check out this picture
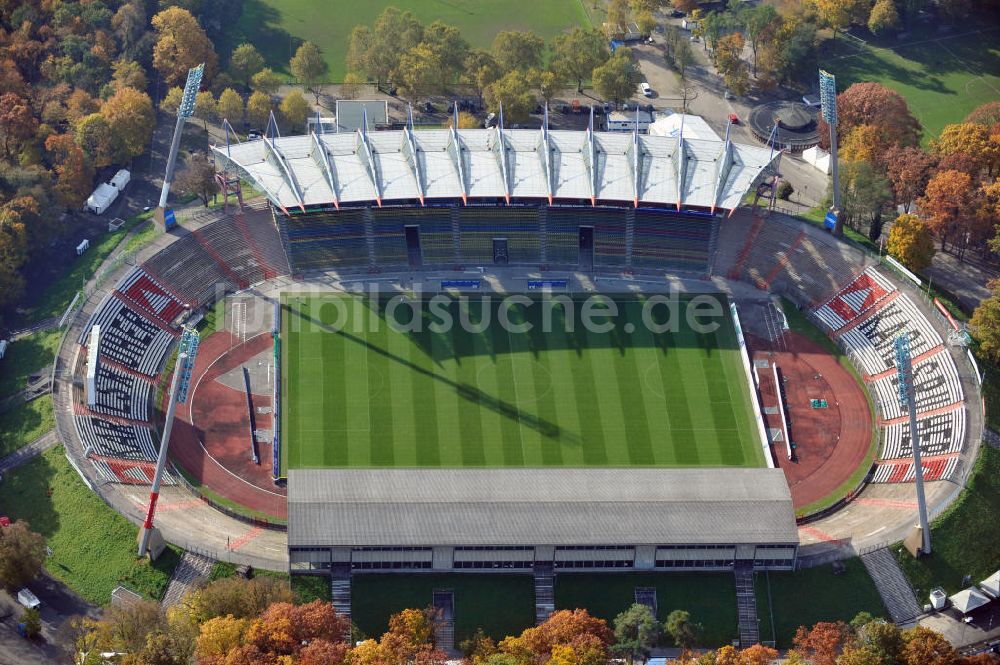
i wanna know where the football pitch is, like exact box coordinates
[280,292,764,471]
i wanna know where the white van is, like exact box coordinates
[641,82,653,98]
[17,588,40,609]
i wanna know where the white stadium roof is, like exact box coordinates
[211,126,777,214]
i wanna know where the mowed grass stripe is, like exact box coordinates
[322,324,348,466]
[366,322,395,466]
[450,304,486,466]
[627,316,676,465]
[614,302,656,465]
[582,325,632,466]
[408,326,441,467]
[386,322,419,466]
[524,306,564,467]
[658,329,701,466]
[493,309,526,466]
[566,324,608,466]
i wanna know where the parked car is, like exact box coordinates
[247,130,262,141]
[17,589,40,610]
[484,112,497,128]
[729,113,740,124]
[724,90,735,100]
[423,102,435,113]
[670,9,685,17]
[640,82,653,98]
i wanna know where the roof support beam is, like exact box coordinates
[711,122,734,214]
[495,103,511,203]
[261,135,305,211]
[405,106,425,205]
[584,108,597,206]
[540,106,554,204]
[212,147,288,215]
[676,138,686,212]
[631,112,641,207]
[356,114,382,206]
[311,132,340,209]
[449,105,468,204]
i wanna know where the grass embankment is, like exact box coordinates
[895,444,1000,596]
[0,396,54,458]
[0,445,179,604]
[756,558,886,647]
[352,574,535,643]
[227,0,590,80]
[0,329,61,399]
[780,299,880,517]
[291,575,332,604]
[22,211,155,324]
[555,573,739,648]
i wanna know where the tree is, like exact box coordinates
[246,91,272,131]
[229,43,265,90]
[841,159,893,240]
[341,73,364,100]
[937,0,970,21]
[484,69,538,123]
[883,144,936,212]
[0,520,46,590]
[821,82,922,150]
[491,31,546,74]
[743,5,779,76]
[551,28,609,92]
[888,213,935,271]
[636,11,657,37]
[664,27,695,79]
[499,609,612,665]
[900,626,958,665]
[664,610,701,650]
[217,88,244,125]
[110,59,147,93]
[970,279,1000,363]
[933,123,1000,178]
[395,44,445,102]
[250,67,281,95]
[107,599,166,654]
[464,50,502,102]
[673,0,699,12]
[75,113,116,168]
[965,102,1000,127]
[713,33,750,97]
[608,0,632,34]
[101,87,155,161]
[919,169,975,250]
[45,134,94,209]
[280,90,310,131]
[421,21,470,82]
[180,576,294,625]
[537,70,562,106]
[612,604,661,664]
[593,49,642,106]
[868,0,900,34]
[194,91,217,130]
[195,615,247,661]
[21,606,41,638]
[112,2,147,57]
[290,42,328,105]
[855,619,904,665]
[159,86,183,115]
[151,6,218,87]
[792,621,849,665]
[449,112,480,129]
[0,92,37,157]
[813,0,868,40]
[840,124,883,164]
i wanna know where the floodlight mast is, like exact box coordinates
[894,334,932,555]
[819,70,843,237]
[158,64,205,210]
[137,352,185,556]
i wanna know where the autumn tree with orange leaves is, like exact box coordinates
[918,169,977,252]
[45,133,94,209]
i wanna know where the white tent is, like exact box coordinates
[648,113,722,141]
[802,146,831,175]
[950,587,991,614]
[980,570,1000,599]
[85,182,119,215]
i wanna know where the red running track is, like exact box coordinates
[170,331,287,520]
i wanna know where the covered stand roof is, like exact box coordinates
[287,468,798,548]
[212,126,777,214]
[980,570,1000,599]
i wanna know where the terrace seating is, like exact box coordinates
[814,268,896,331]
[631,210,715,273]
[90,364,152,421]
[871,456,959,484]
[81,295,174,375]
[545,207,586,266]
[118,267,188,322]
[458,206,542,264]
[75,416,157,460]
[193,215,279,286]
[88,455,174,485]
[869,351,964,421]
[840,295,943,375]
[142,233,238,305]
[240,210,291,277]
[280,209,369,273]
[882,408,966,461]
[372,207,455,266]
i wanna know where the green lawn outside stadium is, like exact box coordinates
[280,292,764,471]
[228,0,591,81]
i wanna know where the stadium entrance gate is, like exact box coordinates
[404,225,422,268]
[579,227,594,270]
[493,238,509,265]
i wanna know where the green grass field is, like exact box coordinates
[822,24,1000,142]
[229,0,590,80]
[0,445,179,605]
[0,395,54,458]
[281,293,764,471]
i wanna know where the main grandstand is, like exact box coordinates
[51,119,983,638]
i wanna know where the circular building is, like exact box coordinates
[748,100,820,152]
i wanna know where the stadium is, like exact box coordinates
[54,121,984,641]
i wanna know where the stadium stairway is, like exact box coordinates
[432,590,456,655]
[735,561,760,648]
[161,551,214,608]
[534,562,555,625]
[861,548,922,623]
[330,565,352,629]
